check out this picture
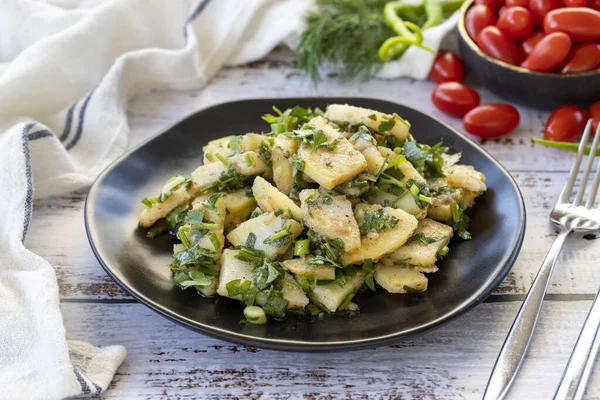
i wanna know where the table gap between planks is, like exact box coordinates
[27,48,600,399]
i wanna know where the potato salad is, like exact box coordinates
[139,104,487,324]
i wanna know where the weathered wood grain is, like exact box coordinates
[63,301,600,400]
[25,171,600,299]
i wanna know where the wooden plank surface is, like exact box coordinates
[26,47,600,398]
[63,301,600,399]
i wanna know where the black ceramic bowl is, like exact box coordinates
[86,97,526,351]
[457,0,600,110]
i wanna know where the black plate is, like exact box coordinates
[85,97,525,351]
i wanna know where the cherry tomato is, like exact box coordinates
[544,8,600,42]
[476,26,523,65]
[529,0,562,25]
[497,7,535,40]
[521,32,571,72]
[560,42,600,73]
[429,51,467,83]
[506,0,529,7]
[591,0,600,10]
[476,0,505,12]
[562,0,587,5]
[520,31,545,56]
[463,104,520,137]
[465,5,497,40]
[432,82,481,117]
[544,105,587,141]
[589,101,600,133]
[498,5,508,16]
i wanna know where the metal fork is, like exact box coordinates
[484,120,600,400]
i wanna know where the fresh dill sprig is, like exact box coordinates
[296,0,393,82]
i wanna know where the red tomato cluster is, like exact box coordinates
[544,101,600,141]
[465,0,600,73]
[429,51,520,137]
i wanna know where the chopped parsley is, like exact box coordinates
[377,117,396,132]
[448,201,472,240]
[407,233,441,245]
[359,208,399,236]
[246,232,257,248]
[362,258,376,291]
[228,135,242,152]
[173,266,215,289]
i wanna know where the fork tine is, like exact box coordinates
[575,121,600,205]
[586,123,600,208]
[560,120,593,203]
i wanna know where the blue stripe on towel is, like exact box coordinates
[20,123,35,242]
[28,129,54,141]
[66,88,95,151]
[73,369,91,395]
[183,0,212,41]
[59,102,76,142]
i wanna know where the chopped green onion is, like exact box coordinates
[208,233,220,250]
[268,227,290,242]
[147,225,168,239]
[338,293,355,311]
[215,153,229,166]
[418,194,433,204]
[410,184,420,197]
[141,196,159,208]
[195,222,218,230]
[243,306,267,324]
[245,153,253,167]
[176,226,192,249]
[294,239,311,256]
[386,155,407,170]
[438,246,449,257]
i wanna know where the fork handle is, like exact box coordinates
[554,285,600,400]
[484,229,572,400]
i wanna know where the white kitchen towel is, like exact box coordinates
[0,0,459,399]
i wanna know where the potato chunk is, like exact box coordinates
[362,146,387,176]
[281,273,310,309]
[374,263,428,293]
[282,257,336,280]
[252,176,303,221]
[271,136,298,195]
[427,165,486,222]
[378,147,426,184]
[139,184,195,228]
[221,189,256,214]
[202,136,238,164]
[184,194,227,252]
[241,133,269,153]
[444,165,487,193]
[366,189,425,219]
[306,270,365,312]
[300,189,361,252]
[191,151,267,189]
[384,218,453,268]
[298,116,367,189]
[342,204,418,265]
[217,249,308,309]
[226,212,303,260]
[324,104,410,140]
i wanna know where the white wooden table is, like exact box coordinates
[29,48,600,399]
